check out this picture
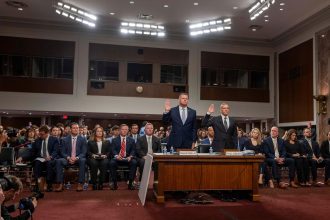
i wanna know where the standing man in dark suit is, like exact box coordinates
[162,93,197,149]
[201,103,237,152]
[136,123,161,181]
[262,126,296,188]
[109,124,137,190]
[55,122,87,192]
[16,125,59,192]
[320,131,330,185]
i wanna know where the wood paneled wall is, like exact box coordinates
[88,81,186,99]
[0,77,73,94]
[0,36,75,57]
[200,87,269,102]
[200,52,270,102]
[279,39,313,123]
[89,44,189,65]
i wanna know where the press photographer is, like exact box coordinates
[0,175,37,220]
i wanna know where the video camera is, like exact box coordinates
[0,173,19,191]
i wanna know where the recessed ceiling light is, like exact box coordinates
[321,34,326,38]
[265,19,269,22]
[193,2,199,6]
[280,8,284,11]
[109,12,115,15]
[264,15,269,18]
[280,3,285,6]
[252,28,257,31]
[233,6,238,10]
[17,7,23,11]
[185,19,190,23]
[129,1,135,4]
[163,4,169,8]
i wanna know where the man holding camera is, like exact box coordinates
[0,175,37,220]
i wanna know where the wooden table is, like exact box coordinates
[153,154,264,203]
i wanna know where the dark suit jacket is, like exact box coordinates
[136,135,161,158]
[30,135,59,160]
[162,106,197,149]
[201,114,237,151]
[87,140,111,159]
[262,136,286,159]
[201,137,212,145]
[129,134,140,143]
[111,136,136,158]
[299,139,320,159]
[320,140,330,159]
[60,135,87,159]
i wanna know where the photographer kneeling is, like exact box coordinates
[0,175,37,220]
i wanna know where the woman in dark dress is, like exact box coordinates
[87,127,111,190]
[284,129,310,187]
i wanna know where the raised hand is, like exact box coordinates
[208,104,215,114]
[165,99,171,112]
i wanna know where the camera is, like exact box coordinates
[18,191,44,211]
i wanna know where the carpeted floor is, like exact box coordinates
[10,182,328,220]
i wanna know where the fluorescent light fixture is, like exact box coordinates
[54,1,97,27]
[189,18,232,36]
[249,0,276,20]
[120,21,166,37]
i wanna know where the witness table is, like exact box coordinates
[153,153,264,203]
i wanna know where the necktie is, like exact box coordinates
[307,139,315,157]
[42,140,47,158]
[147,136,153,154]
[120,138,126,158]
[273,138,279,158]
[224,117,228,131]
[71,137,76,158]
[181,108,187,124]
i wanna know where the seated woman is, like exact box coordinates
[242,128,267,186]
[284,129,310,187]
[87,126,111,190]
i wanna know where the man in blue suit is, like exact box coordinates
[109,124,137,190]
[16,125,59,192]
[162,93,197,149]
[262,126,297,188]
[201,103,237,152]
[55,122,87,192]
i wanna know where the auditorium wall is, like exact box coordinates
[0,25,275,119]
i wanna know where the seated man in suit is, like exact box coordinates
[201,126,214,145]
[130,124,140,143]
[320,131,330,185]
[262,126,297,189]
[136,123,161,182]
[299,128,324,186]
[55,122,87,192]
[16,125,59,192]
[109,124,137,190]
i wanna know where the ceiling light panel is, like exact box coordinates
[54,1,97,27]
[120,21,166,37]
[189,18,232,36]
[249,0,276,20]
